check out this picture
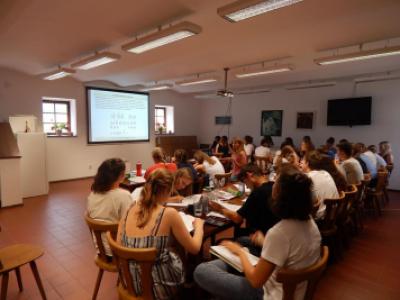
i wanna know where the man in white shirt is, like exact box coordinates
[301,152,339,219]
[337,142,364,184]
[255,138,271,158]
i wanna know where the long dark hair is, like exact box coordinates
[272,164,313,220]
[91,158,125,193]
[306,151,347,192]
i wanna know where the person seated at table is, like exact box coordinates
[231,138,247,181]
[300,135,315,158]
[305,151,347,192]
[379,141,394,165]
[244,135,255,161]
[209,164,280,255]
[367,145,387,170]
[87,158,133,256]
[117,169,204,300]
[194,150,225,187]
[210,136,221,154]
[301,152,339,219]
[255,137,272,158]
[173,148,198,180]
[194,164,321,300]
[273,145,300,171]
[354,143,378,186]
[216,135,230,157]
[168,168,194,203]
[323,137,337,159]
[336,141,364,185]
[134,168,194,203]
[144,147,177,180]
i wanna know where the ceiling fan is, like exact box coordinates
[195,68,270,99]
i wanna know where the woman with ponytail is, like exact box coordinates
[117,169,204,299]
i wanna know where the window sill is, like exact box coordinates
[46,134,78,138]
[155,132,175,135]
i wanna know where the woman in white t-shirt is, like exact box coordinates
[193,150,225,186]
[194,165,322,300]
[87,158,133,256]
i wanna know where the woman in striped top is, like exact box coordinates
[117,169,204,299]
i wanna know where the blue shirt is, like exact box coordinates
[360,153,377,179]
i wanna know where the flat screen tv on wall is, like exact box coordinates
[327,97,372,126]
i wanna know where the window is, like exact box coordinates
[42,98,77,136]
[155,105,174,134]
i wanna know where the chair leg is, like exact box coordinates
[15,267,23,291]
[92,268,104,300]
[29,261,47,300]
[1,272,9,300]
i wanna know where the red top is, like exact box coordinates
[144,162,178,180]
[231,151,247,176]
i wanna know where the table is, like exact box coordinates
[119,177,146,193]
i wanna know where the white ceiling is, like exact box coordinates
[1,0,400,93]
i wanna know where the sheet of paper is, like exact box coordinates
[179,212,194,232]
[219,202,241,212]
[210,245,259,272]
[128,176,146,183]
[165,194,201,208]
[213,190,236,201]
[207,211,227,219]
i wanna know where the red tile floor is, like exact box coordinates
[0,178,399,300]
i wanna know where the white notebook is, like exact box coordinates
[210,245,259,272]
[179,212,194,232]
[165,194,201,207]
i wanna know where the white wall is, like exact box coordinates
[0,67,201,182]
[197,80,400,190]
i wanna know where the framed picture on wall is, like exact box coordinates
[297,112,314,129]
[261,110,283,136]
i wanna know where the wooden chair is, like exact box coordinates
[219,157,232,173]
[340,185,358,247]
[214,172,232,187]
[254,156,271,174]
[85,214,119,300]
[276,246,329,300]
[106,232,157,300]
[318,191,345,261]
[0,244,47,300]
[383,164,393,204]
[365,171,388,217]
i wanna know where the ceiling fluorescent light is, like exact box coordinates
[71,52,120,70]
[354,74,400,84]
[315,45,400,65]
[43,68,75,80]
[218,0,304,22]
[122,21,201,54]
[177,77,218,86]
[286,81,336,90]
[139,84,172,92]
[235,65,292,78]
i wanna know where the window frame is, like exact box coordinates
[154,106,167,133]
[42,99,72,136]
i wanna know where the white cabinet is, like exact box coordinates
[16,133,49,198]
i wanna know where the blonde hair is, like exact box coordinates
[232,137,245,154]
[152,147,165,162]
[137,169,174,228]
[194,150,215,165]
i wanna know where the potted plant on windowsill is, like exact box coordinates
[52,122,69,136]
[156,124,166,135]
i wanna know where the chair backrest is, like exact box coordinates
[85,213,119,262]
[254,156,271,174]
[344,184,358,211]
[320,191,346,230]
[276,246,329,300]
[214,172,232,187]
[106,232,157,300]
[375,171,388,193]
